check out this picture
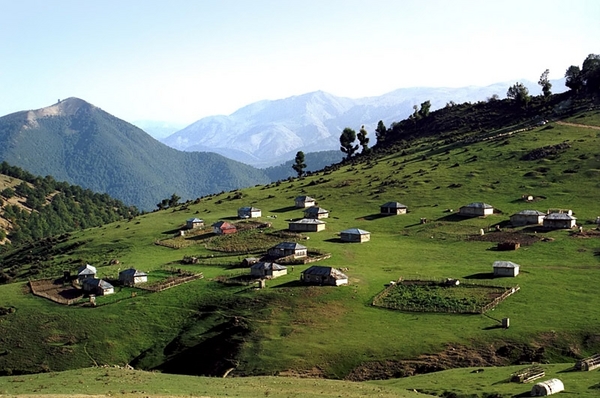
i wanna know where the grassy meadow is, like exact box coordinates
[0,109,599,393]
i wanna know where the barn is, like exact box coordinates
[212,221,237,235]
[510,210,545,226]
[288,218,326,232]
[530,378,564,396]
[380,202,408,215]
[543,212,577,229]
[301,266,348,286]
[295,195,316,208]
[459,202,494,217]
[267,242,308,259]
[238,206,262,219]
[340,228,371,243]
[186,218,204,229]
[119,268,148,285]
[250,262,287,279]
[304,206,329,219]
[493,261,520,277]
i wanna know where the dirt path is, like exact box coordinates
[556,121,600,130]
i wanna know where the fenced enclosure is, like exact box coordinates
[372,278,519,314]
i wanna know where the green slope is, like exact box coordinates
[0,95,599,395]
[0,98,270,210]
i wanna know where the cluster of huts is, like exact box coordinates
[459,202,578,230]
[75,264,148,296]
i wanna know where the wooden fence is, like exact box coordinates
[136,273,203,292]
[29,278,81,305]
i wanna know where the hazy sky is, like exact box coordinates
[1,0,598,124]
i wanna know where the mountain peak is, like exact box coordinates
[23,98,94,128]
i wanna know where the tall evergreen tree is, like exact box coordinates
[357,125,370,155]
[339,128,359,160]
[291,151,306,177]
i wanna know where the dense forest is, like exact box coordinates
[0,162,138,248]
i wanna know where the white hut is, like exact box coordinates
[77,264,97,283]
[459,202,494,217]
[237,206,261,219]
[531,378,564,396]
[510,210,545,226]
[493,261,520,277]
[301,266,348,286]
[288,218,326,232]
[543,212,576,229]
[186,218,204,229]
[294,196,315,208]
[82,278,114,296]
[380,202,407,215]
[250,262,287,279]
[119,268,148,285]
[340,228,371,243]
[304,206,329,219]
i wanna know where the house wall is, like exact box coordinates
[187,221,204,229]
[544,219,576,229]
[494,267,519,277]
[134,276,147,284]
[295,200,315,208]
[341,233,370,242]
[511,215,544,226]
[289,223,324,232]
[270,269,287,278]
[381,207,407,215]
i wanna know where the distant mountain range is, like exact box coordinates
[0,98,271,210]
[161,79,567,167]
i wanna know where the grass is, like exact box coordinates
[1,109,600,389]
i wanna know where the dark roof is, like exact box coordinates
[295,195,315,202]
[238,206,261,212]
[462,202,493,209]
[250,262,287,271]
[304,206,328,214]
[119,268,148,277]
[82,278,114,289]
[381,202,407,208]
[302,266,348,279]
[273,241,307,250]
[341,228,370,235]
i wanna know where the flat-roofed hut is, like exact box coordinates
[493,260,520,277]
[380,202,407,215]
[340,228,371,243]
[250,262,287,279]
[300,266,348,286]
[288,218,325,232]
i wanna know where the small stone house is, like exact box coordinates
[186,218,204,229]
[543,212,576,229]
[459,202,494,217]
[288,218,326,232]
[340,228,371,243]
[301,266,348,286]
[82,278,114,295]
[295,195,315,208]
[510,210,545,226]
[493,261,520,277]
[77,264,97,283]
[250,262,287,279]
[531,378,564,396]
[380,202,408,215]
[118,268,148,285]
[212,221,237,235]
[267,242,308,259]
[237,206,261,219]
[304,206,329,219]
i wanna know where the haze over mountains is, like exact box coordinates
[161,79,567,167]
[0,98,270,210]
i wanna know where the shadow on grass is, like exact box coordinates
[464,272,495,280]
[483,324,504,331]
[162,228,184,235]
[557,366,577,373]
[187,232,214,241]
[436,213,469,222]
[220,216,239,221]
[271,280,305,288]
[271,206,298,213]
[356,213,387,221]
[324,238,344,243]
[512,391,532,397]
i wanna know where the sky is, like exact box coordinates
[0,0,598,125]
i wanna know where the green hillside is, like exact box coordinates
[1,96,599,384]
[0,98,270,210]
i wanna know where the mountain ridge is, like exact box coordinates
[163,79,567,167]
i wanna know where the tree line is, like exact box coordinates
[0,161,138,247]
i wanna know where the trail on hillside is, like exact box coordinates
[556,121,600,130]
